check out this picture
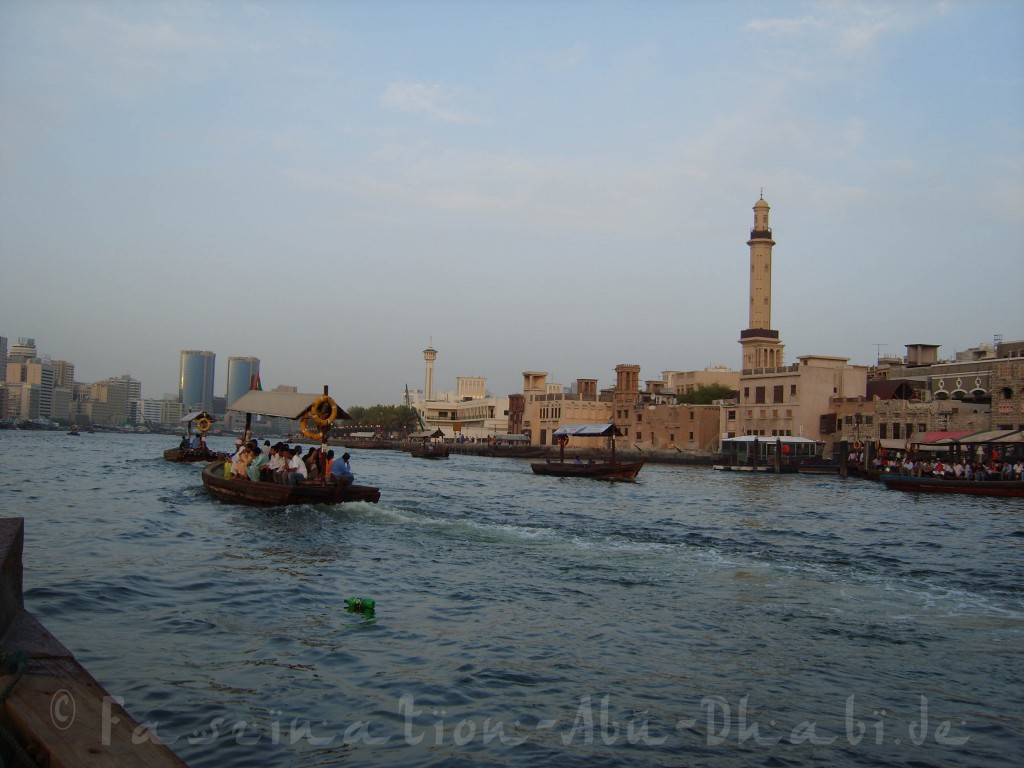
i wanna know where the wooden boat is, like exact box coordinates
[200,388,381,506]
[67,428,80,436]
[531,423,644,482]
[165,410,222,462]
[880,474,1024,497]
[201,460,380,505]
[410,443,449,459]
[164,446,226,463]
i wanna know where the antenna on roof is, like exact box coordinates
[873,343,887,362]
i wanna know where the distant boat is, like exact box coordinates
[165,410,224,462]
[67,428,80,436]
[531,423,644,482]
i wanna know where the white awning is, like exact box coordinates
[553,423,622,437]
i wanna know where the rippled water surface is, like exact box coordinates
[3,431,1023,767]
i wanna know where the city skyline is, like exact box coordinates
[1,1,1021,405]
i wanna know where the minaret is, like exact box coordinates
[738,194,785,371]
[423,339,437,402]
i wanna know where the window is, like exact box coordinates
[879,424,888,439]
[727,410,736,420]
[744,387,750,399]
[755,386,766,404]
[892,423,901,439]
[773,385,784,403]
[689,411,694,420]
[688,432,694,440]
[790,384,797,396]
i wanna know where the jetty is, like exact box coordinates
[0,518,186,767]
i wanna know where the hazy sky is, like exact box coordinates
[2,1,1021,406]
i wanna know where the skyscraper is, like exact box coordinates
[226,356,260,409]
[179,350,215,412]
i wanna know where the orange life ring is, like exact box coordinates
[310,395,338,427]
[299,415,323,441]
[557,434,568,446]
[853,440,863,450]
[196,417,212,433]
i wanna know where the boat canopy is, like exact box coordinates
[496,434,531,442]
[721,435,822,444]
[180,410,215,423]
[227,390,352,421]
[906,430,975,445]
[410,429,445,439]
[554,424,623,437]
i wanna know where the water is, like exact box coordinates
[2,431,1022,767]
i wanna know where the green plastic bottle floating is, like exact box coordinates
[345,597,375,613]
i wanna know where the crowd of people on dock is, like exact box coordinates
[224,439,354,487]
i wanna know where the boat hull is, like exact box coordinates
[200,461,380,506]
[410,447,449,459]
[530,460,644,481]
[164,448,226,463]
[881,474,1024,497]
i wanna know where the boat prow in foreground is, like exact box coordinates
[881,474,1024,497]
[201,461,380,506]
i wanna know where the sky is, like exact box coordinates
[1,1,1022,407]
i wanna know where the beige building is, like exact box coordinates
[661,366,739,397]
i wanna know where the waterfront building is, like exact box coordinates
[135,398,187,428]
[5,359,54,420]
[521,371,615,446]
[0,337,6,382]
[179,350,215,412]
[50,360,75,390]
[87,378,131,426]
[661,366,739,398]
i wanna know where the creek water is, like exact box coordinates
[2,430,1022,767]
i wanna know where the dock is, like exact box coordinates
[0,518,187,767]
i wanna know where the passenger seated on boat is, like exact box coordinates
[246,446,266,481]
[324,450,335,477]
[262,443,287,481]
[278,447,308,486]
[179,435,190,450]
[1014,461,1023,479]
[574,457,583,465]
[952,461,965,478]
[231,445,254,478]
[190,434,202,449]
[330,452,354,489]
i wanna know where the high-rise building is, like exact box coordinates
[0,337,7,382]
[51,360,75,389]
[9,338,37,364]
[226,356,260,409]
[179,350,215,412]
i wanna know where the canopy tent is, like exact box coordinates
[553,423,624,437]
[227,390,351,421]
[907,430,975,445]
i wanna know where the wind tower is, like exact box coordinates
[738,194,785,371]
[423,339,438,402]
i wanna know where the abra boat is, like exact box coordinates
[531,424,644,482]
[200,389,381,506]
[163,410,226,463]
[407,429,449,458]
[880,474,1024,497]
[714,436,824,473]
